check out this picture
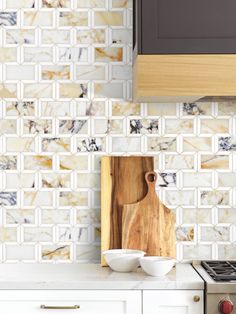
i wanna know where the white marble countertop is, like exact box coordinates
[0,263,204,290]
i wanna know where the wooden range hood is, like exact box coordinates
[133,0,236,103]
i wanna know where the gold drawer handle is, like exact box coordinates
[40,305,80,310]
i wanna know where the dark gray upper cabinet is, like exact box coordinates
[135,0,236,54]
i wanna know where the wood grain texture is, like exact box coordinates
[133,54,236,103]
[101,156,154,265]
[122,172,176,258]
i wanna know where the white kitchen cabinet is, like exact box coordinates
[0,290,141,314]
[143,290,204,314]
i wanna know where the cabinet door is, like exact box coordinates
[141,0,236,54]
[143,290,203,314]
[0,290,141,314]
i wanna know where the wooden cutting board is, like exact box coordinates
[122,171,176,258]
[101,156,154,265]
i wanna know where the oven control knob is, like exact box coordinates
[219,299,234,314]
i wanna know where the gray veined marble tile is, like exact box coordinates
[5,101,35,116]
[182,102,213,116]
[176,226,194,241]
[58,47,88,62]
[59,119,88,134]
[129,119,159,134]
[200,190,230,206]
[6,209,35,224]
[183,244,212,260]
[200,226,230,242]
[77,137,104,152]
[218,136,236,151]
[0,12,17,26]
[158,172,176,187]
[0,156,17,170]
[58,227,89,242]
[0,192,17,206]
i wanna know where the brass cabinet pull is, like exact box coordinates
[193,296,200,302]
[40,305,80,310]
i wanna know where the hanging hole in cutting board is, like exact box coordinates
[145,171,157,184]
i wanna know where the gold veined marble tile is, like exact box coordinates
[6,173,36,189]
[5,29,35,44]
[40,101,71,117]
[176,226,194,241]
[218,208,236,223]
[201,154,229,169]
[218,173,236,187]
[41,65,70,80]
[59,11,88,27]
[42,245,70,260]
[200,119,229,134]
[23,119,52,134]
[6,209,35,224]
[94,82,123,98]
[42,0,70,8]
[77,65,106,80]
[200,190,229,206]
[182,208,212,224]
[77,29,106,44]
[0,84,17,98]
[95,47,123,62]
[0,120,17,135]
[59,191,88,206]
[147,137,176,152]
[6,137,35,152]
[147,103,176,116]
[200,226,229,242]
[41,209,71,224]
[77,0,105,8]
[183,172,212,187]
[94,11,123,26]
[183,136,212,152]
[6,0,35,8]
[165,119,194,134]
[218,244,236,260]
[24,155,53,170]
[164,154,194,170]
[112,0,132,8]
[0,228,17,242]
[77,173,100,188]
[59,83,87,98]
[24,47,53,62]
[59,155,88,170]
[23,11,53,26]
[42,137,70,152]
[24,84,53,98]
[112,101,140,116]
[24,191,53,206]
[5,101,35,116]
[183,245,212,260]
[42,30,70,44]
[217,102,236,116]
[24,227,53,242]
[41,172,71,188]
[0,48,17,62]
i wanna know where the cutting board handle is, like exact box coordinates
[145,171,157,192]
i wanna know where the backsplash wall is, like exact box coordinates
[0,0,235,263]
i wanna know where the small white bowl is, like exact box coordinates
[102,249,146,272]
[140,256,175,277]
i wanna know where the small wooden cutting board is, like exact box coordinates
[122,171,176,258]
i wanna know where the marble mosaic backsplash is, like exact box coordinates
[0,0,236,262]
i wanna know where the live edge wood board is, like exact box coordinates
[101,156,176,266]
[133,54,236,103]
[101,156,154,266]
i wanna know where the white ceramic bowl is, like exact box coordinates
[102,249,146,272]
[140,256,175,277]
